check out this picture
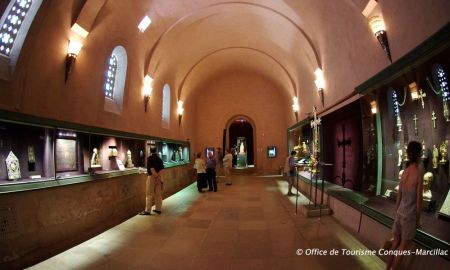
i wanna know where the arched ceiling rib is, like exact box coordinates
[146,2,320,102]
[145,1,321,74]
[177,46,297,100]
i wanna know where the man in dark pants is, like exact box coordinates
[140,146,165,215]
[206,151,217,192]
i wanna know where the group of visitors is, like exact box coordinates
[194,149,234,192]
[140,138,422,269]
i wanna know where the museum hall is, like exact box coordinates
[0,0,449,269]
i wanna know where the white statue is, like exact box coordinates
[91,148,101,167]
[423,172,433,200]
[239,142,245,154]
[5,151,21,180]
[126,150,134,168]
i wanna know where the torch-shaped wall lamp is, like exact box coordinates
[65,40,83,82]
[369,16,392,63]
[143,75,153,112]
[314,68,325,107]
[292,97,299,122]
[370,100,378,114]
[177,100,184,126]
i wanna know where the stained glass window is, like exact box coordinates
[0,0,32,56]
[104,55,117,99]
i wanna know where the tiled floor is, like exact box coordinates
[28,175,385,270]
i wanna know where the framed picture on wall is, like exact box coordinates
[267,146,276,158]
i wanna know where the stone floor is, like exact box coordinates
[28,175,385,270]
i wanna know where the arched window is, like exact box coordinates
[104,55,117,99]
[0,0,43,80]
[162,84,170,128]
[103,46,127,115]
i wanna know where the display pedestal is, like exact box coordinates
[89,165,102,174]
[300,204,332,218]
[237,153,247,168]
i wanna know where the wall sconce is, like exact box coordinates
[408,81,426,109]
[143,75,153,112]
[314,68,325,107]
[370,100,377,114]
[409,82,419,100]
[369,16,392,63]
[177,100,184,126]
[65,40,83,82]
[292,97,299,122]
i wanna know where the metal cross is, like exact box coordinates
[413,114,418,135]
[310,106,321,129]
[418,89,427,109]
[431,111,437,129]
[310,106,321,155]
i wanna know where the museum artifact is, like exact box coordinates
[432,145,439,169]
[423,172,434,200]
[402,144,409,163]
[439,140,448,164]
[90,148,101,167]
[421,141,428,160]
[237,138,247,168]
[27,146,35,163]
[109,146,118,157]
[5,151,21,180]
[336,124,352,187]
[126,150,134,168]
[431,111,437,129]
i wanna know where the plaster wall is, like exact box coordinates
[0,0,195,145]
[193,71,291,174]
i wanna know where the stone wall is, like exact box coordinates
[0,165,194,269]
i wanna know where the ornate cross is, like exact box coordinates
[310,106,321,129]
[336,125,352,187]
[432,111,437,129]
[413,114,418,135]
[310,106,321,155]
[418,89,427,109]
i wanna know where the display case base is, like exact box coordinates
[300,204,332,218]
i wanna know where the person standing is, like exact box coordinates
[206,151,217,192]
[194,152,207,192]
[223,149,233,186]
[386,141,423,270]
[284,151,296,196]
[140,146,165,215]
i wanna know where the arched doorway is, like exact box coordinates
[227,117,255,168]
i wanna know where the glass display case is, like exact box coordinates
[147,139,190,167]
[358,33,450,245]
[287,119,312,175]
[0,117,190,187]
[0,121,55,184]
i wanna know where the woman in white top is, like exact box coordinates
[194,152,207,192]
[222,149,233,185]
